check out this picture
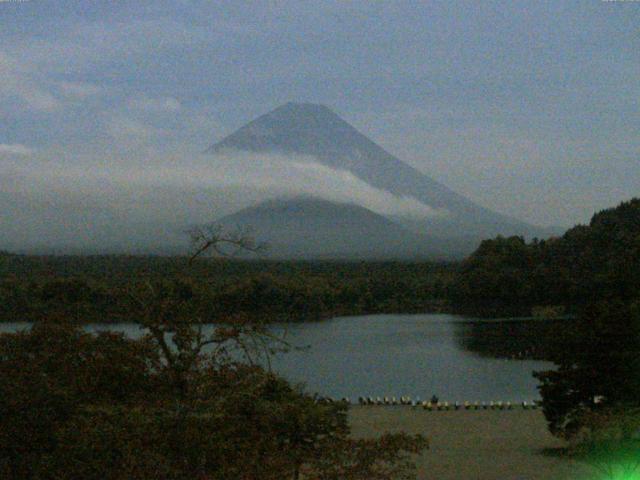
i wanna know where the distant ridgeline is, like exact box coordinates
[449,198,640,317]
[1,199,637,326]
[0,257,454,324]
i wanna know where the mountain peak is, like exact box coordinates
[206,102,358,155]
[205,103,543,240]
[276,101,335,115]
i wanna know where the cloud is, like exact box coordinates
[105,116,166,143]
[16,87,61,112]
[0,53,61,112]
[199,152,447,219]
[128,95,181,113]
[56,81,102,99]
[3,150,446,222]
[0,148,446,252]
[0,144,34,156]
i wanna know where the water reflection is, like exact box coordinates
[266,314,552,401]
[0,314,556,402]
[453,317,576,361]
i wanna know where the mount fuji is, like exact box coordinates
[207,102,552,259]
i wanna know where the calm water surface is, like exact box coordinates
[0,314,553,402]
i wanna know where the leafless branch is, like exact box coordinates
[186,224,267,264]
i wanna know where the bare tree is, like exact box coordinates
[127,224,279,396]
[187,224,266,264]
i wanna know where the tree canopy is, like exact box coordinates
[0,225,429,479]
[453,199,640,452]
[450,198,640,317]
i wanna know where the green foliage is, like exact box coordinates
[520,200,640,441]
[0,322,158,479]
[0,257,454,323]
[534,300,640,439]
[0,320,427,480]
[450,198,640,443]
[450,198,640,316]
[449,236,542,316]
[0,239,432,478]
[568,407,640,479]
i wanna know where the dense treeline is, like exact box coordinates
[453,318,581,361]
[0,256,454,323]
[450,198,640,317]
[452,198,640,464]
[0,241,429,479]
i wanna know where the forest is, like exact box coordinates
[463,199,640,469]
[3,201,638,325]
[450,198,640,317]
[1,242,433,479]
[0,255,454,324]
[1,199,639,478]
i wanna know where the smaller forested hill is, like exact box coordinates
[450,198,640,316]
[215,196,460,259]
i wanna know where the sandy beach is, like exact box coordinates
[348,406,592,480]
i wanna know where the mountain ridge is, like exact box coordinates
[215,196,466,259]
[207,102,547,240]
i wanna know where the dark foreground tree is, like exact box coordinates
[533,300,640,440]
[533,300,640,479]
[0,228,427,479]
[0,319,427,480]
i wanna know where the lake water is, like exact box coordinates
[0,314,554,402]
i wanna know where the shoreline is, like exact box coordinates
[348,406,590,480]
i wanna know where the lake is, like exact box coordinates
[0,314,554,402]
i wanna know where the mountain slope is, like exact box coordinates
[207,102,546,240]
[215,197,464,259]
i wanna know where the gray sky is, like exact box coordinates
[1,0,638,228]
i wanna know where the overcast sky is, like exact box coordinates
[1,0,638,228]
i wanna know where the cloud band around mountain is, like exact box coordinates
[0,149,446,253]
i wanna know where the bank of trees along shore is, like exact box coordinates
[454,198,640,473]
[450,198,640,317]
[0,239,428,480]
[0,257,454,324]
